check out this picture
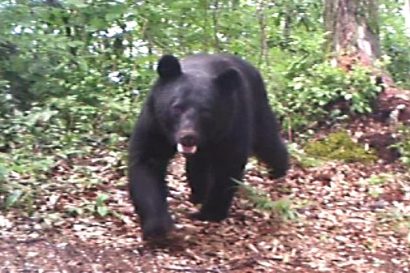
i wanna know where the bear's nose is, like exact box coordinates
[178,132,198,147]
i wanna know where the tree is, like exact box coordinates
[324,0,381,66]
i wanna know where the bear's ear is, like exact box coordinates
[157,55,182,79]
[215,68,240,96]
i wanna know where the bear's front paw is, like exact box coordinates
[189,210,228,222]
[142,216,174,240]
[269,168,288,179]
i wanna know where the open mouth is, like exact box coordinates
[177,143,197,154]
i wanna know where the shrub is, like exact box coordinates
[280,62,381,129]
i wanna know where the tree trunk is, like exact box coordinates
[257,1,269,66]
[324,0,381,67]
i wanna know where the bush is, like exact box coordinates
[279,62,381,129]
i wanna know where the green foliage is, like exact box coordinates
[0,150,50,210]
[367,173,391,186]
[392,124,410,166]
[0,182,36,211]
[304,131,377,163]
[287,143,323,168]
[282,63,381,129]
[0,164,6,183]
[376,189,410,239]
[0,1,141,207]
[66,193,112,218]
[380,1,410,88]
[235,179,298,221]
[94,194,111,217]
[362,173,393,198]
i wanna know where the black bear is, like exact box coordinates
[128,54,289,239]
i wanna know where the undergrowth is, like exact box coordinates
[235,179,298,221]
[304,130,377,163]
[393,124,410,166]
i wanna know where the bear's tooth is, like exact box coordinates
[177,143,184,153]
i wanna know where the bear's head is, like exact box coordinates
[151,55,242,155]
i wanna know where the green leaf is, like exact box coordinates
[89,17,107,30]
[96,193,109,203]
[97,205,109,217]
[5,190,23,208]
[65,0,89,8]
[105,6,125,21]
[0,165,7,182]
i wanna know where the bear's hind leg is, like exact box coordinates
[186,154,212,205]
[192,160,245,221]
[253,110,289,179]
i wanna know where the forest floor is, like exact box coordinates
[1,91,409,273]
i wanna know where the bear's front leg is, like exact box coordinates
[128,157,173,240]
[186,153,212,205]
